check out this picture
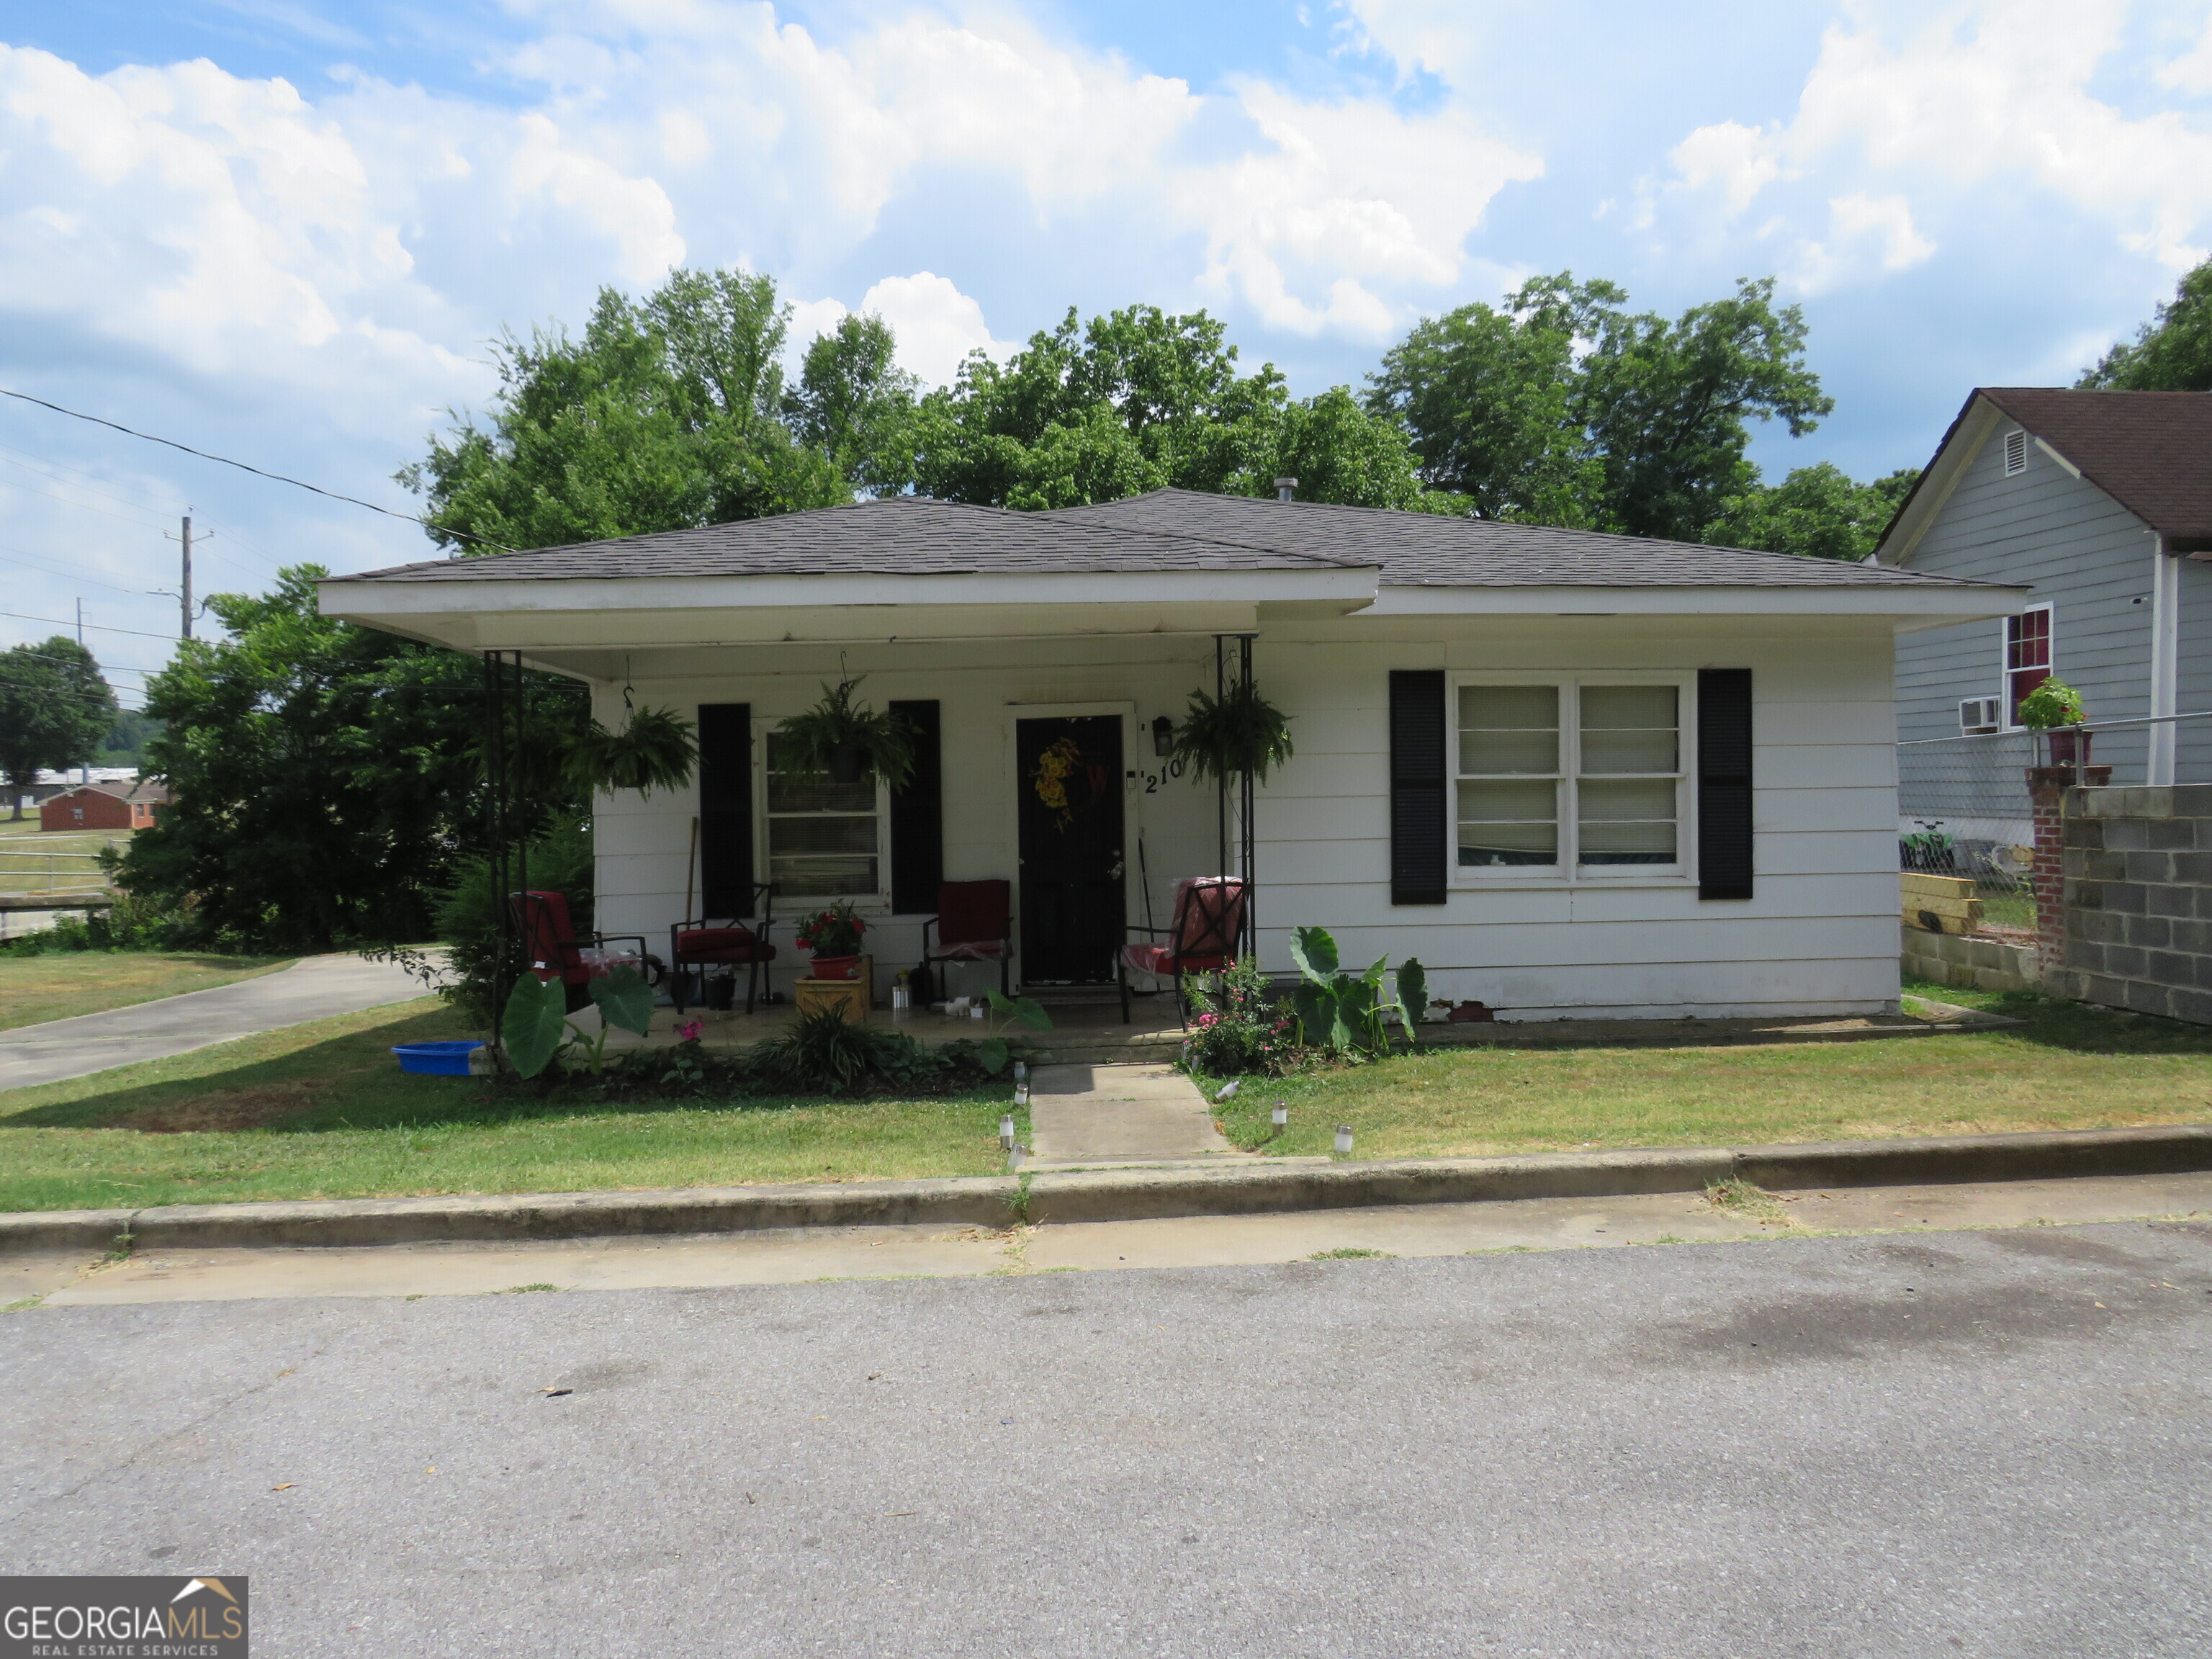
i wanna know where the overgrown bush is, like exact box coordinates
[1184,957,1306,1076]
[430,817,594,1025]
[0,891,192,957]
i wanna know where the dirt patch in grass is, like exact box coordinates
[112,1084,323,1134]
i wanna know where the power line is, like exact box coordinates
[0,608,185,641]
[0,386,517,554]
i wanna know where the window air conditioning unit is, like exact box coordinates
[1959,696,2002,735]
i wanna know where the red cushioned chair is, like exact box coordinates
[917,879,1012,1002]
[511,891,654,1014]
[1117,876,1248,1025]
[670,882,777,1016]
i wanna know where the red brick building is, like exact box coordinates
[39,778,169,832]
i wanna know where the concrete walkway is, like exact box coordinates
[0,953,434,1092]
[1027,1062,1249,1169]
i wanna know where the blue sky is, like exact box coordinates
[1,0,2209,703]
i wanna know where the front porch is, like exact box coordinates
[602,986,1195,1066]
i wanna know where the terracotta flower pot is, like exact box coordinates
[809,954,860,981]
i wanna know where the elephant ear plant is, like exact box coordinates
[502,965,657,1079]
[1287,925,1426,1061]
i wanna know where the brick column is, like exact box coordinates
[2028,766,2071,985]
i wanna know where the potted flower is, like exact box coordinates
[1169,678,1295,784]
[2018,677,2090,767]
[794,901,867,979]
[776,677,915,788]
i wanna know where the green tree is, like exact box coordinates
[403,266,852,552]
[98,709,166,769]
[2079,257,2212,390]
[1367,286,1610,525]
[907,303,1429,510]
[117,568,583,951]
[1369,273,1833,541]
[1705,464,1920,561]
[783,312,919,495]
[0,638,117,819]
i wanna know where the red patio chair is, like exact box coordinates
[1118,876,1248,1024]
[670,881,777,1016]
[511,891,654,1014]
[917,879,1012,1001]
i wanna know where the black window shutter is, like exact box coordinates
[1696,669,1753,901]
[696,703,755,920]
[889,699,943,914]
[1388,670,1448,905]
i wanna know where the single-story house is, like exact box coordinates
[318,490,2020,1020]
[38,777,168,832]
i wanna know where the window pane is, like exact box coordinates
[1458,685,1559,774]
[765,736,875,812]
[769,817,878,856]
[1457,778,1558,867]
[769,855,878,896]
[1579,686,1678,773]
[1577,778,1676,865]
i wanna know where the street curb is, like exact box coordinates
[3,1125,2207,1254]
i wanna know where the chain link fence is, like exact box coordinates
[1897,712,2212,940]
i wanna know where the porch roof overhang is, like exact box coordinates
[314,565,1384,671]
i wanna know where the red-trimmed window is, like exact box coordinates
[2005,606,2051,724]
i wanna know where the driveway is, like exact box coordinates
[0,954,433,1091]
[4,1220,2207,1655]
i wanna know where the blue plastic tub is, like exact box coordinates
[392,1039,484,1076]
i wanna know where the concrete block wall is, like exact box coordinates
[1900,922,2038,994]
[2060,785,2212,1025]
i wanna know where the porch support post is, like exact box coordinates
[1238,631,1256,959]
[483,649,513,1050]
[1214,634,1228,881]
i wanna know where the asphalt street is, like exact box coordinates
[4,1220,2209,1657]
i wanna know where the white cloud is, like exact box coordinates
[1668,120,1783,217]
[1792,192,1938,290]
[783,272,1015,388]
[2155,12,2212,93]
[1659,1,2212,276]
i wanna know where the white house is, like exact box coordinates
[318,490,2020,1021]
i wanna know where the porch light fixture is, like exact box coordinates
[1151,715,1175,757]
[1334,1124,1354,1155]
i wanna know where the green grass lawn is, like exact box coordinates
[1206,979,2212,1160]
[0,952,296,1032]
[0,998,1028,1212]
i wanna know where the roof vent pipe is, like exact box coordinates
[1274,477,1298,503]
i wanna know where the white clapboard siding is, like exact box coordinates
[589,615,1904,1017]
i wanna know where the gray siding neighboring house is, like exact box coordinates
[1880,390,2212,852]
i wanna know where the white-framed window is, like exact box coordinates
[758,727,889,904]
[2003,428,2028,476]
[1453,675,1691,882]
[2002,603,2053,728]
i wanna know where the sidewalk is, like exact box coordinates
[1027,1063,1251,1168]
[0,954,434,1092]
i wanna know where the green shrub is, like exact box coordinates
[431,817,593,1025]
[0,891,191,957]
[1184,957,1306,1076]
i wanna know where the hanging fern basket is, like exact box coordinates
[777,677,916,790]
[1169,679,1295,785]
[566,706,698,799]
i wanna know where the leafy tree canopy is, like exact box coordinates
[2078,257,2212,391]
[1704,464,1920,562]
[404,267,853,552]
[900,304,1443,509]
[0,637,117,819]
[1368,273,1835,541]
[118,569,583,951]
[781,312,919,497]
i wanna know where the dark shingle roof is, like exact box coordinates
[339,485,1999,591]
[1051,490,1990,588]
[1977,389,2212,548]
[342,494,1370,582]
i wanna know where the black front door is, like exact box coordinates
[1016,716,1125,984]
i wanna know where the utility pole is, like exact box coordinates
[159,513,210,639]
[75,598,83,644]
